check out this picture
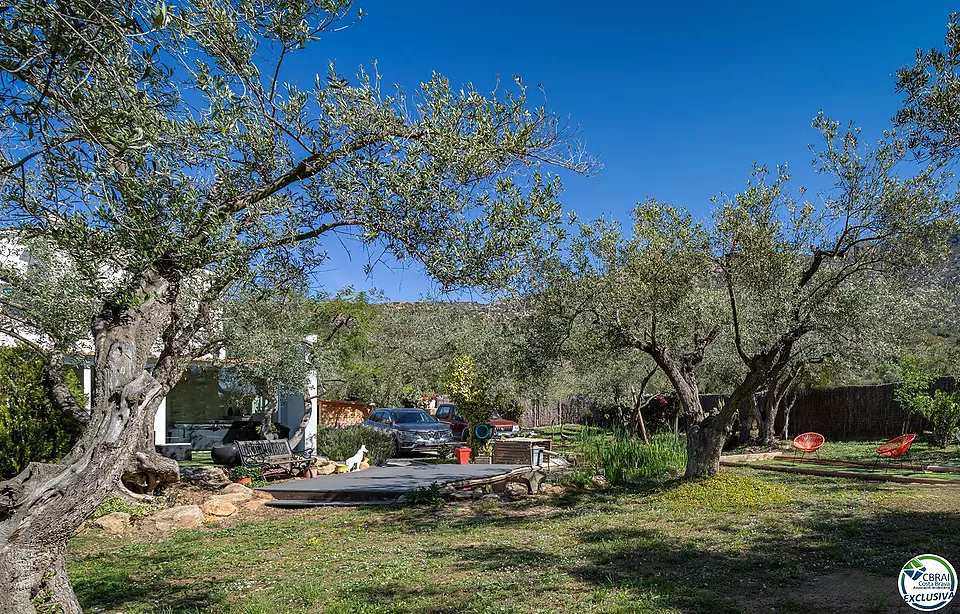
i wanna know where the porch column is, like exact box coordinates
[304,370,319,455]
[82,366,92,410]
[154,397,167,445]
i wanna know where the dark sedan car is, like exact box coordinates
[363,408,454,455]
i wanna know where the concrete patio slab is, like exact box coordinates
[258,463,526,506]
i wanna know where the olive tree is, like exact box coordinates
[511,259,670,438]
[534,117,953,477]
[711,121,954,456]
[574,204,729,477]
[221,287,318,439]
[0,0,591,609]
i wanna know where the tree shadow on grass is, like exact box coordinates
[564,508,960,614]
[71,549,228,613]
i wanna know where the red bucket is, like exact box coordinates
[454,446,471,465]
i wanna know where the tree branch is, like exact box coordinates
[46,352,90,425]
[217,130,424,216]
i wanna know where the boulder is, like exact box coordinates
[221,483,254,496]
[122,451,180,496]
[202,497,238,517]
[315,463,337,476]
[590,475,609,488]
[144,505,205,532]
[504,482,529,498]
[180,466,230,489]
[92,512,131,535]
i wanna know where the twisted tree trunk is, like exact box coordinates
[0,274,179,613]
[0,369,166,613]
[257,378,279,440]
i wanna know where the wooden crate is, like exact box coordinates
[492,438,552,465]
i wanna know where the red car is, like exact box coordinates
[435,403,520,441]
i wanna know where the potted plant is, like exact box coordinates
[227,466,265,485]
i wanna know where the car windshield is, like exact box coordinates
[392,411,437,424]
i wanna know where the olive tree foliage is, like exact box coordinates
[221,286,375,445]
[331,300,522,409]
[571,204,731,477]
[510,259,673,437]
[896,12,960,163]
[0,0,592,609]
[895,15,960,378]
[336,301,476,406]
[711,119,954,454]
[220,287,317,439]
[526,118,954,477]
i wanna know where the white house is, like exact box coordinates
[1,237,320,453]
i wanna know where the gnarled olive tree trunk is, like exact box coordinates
[0,276,178,613]
[645,342,732,478]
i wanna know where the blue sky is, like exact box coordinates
[301,1,952,300]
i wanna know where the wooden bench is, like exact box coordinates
[236,439,312,477]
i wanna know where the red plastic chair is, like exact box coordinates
[874,434,916,470]
[793,432,824,462]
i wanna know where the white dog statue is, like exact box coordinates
[346,445,368,472]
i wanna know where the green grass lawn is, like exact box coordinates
[816,438,960,466]
[68,468,960,614]
[179,451,215,468]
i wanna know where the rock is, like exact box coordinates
[357,461,370,471]
[241,499,267,512]
[316,463,337,476]
[221,483,254,496]
[480,493,502,502]
[590,475,609,488]
[145,505,205,532]
[202,497,238,517]
[254,490,274,500]
[446,490,473,501]
[504,482,529,498]
[122,451,180,496]
[92,512,131,535]
[539,483,554,493]
[214,492,253,505]
[180,466,230,489]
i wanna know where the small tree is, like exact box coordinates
[895,359,960,448]
[443,354,492,457]
[222,288,318,439]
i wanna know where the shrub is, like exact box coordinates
[919,390,960,448]
[227,466,265,482]
[442,355,492,455]
[895,359,960,448]
[316,425,395,465]
[0,347,85,480]
[402,481,446,506]
[90,495,167,519]
[578,430,686,486]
